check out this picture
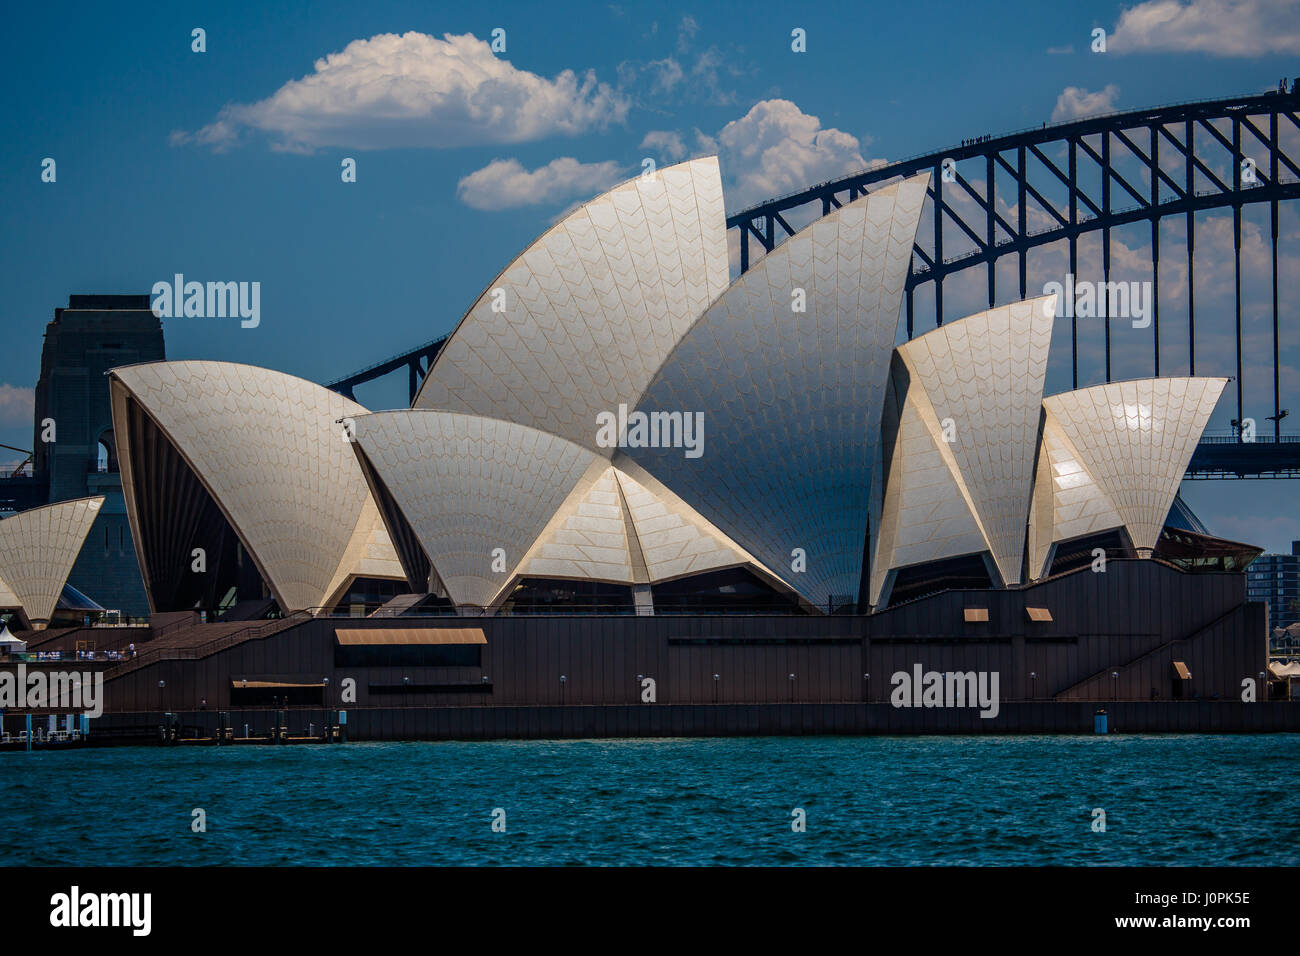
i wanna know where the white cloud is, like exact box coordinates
[713,99,870,209]
[456,157,627,210]
[677,15,700,53]
[646,57,684,94]
[1109,0,1300,56]
[172,31,629,153]
[690,47,740,105]
[1046,44,1075,55]
[639,130,687,161]
[0,384,33,427]
[1051,84,1120,122]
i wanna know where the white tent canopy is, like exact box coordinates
[0,624,26,651]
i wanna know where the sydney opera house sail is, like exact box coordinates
[628,173,930,608]
[412,156,730,455]
[870,295,1056,605]
[109,361,403,614]
[104,158,1233,620]
[0,496,104,628]
[348,408,785,611]
[1031,377,1227,572]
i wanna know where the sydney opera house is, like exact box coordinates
[1,158,1285,737]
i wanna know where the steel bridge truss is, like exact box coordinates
[730,91,1300,474]
[327,93,1300,477]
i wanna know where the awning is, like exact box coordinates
[1025,606,1053,622]
[1173,660,1192,680]
[963,608,989,623]
[231,679,326,689]
[335,627,487,646]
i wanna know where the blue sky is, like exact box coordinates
[2,0,1299,549]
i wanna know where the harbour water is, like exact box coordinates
[2,735,1297,866]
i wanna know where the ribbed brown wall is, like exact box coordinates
[82,561,1267,722]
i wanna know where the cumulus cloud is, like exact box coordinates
[0,384,34,427]
[639,130,688,161]
[1051,84,1120,122]
[172,31,629,153]
[1109,0,1300,56]
[456,156,627,210]
[713,99,870,209]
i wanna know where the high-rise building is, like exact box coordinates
[1248,541,1300,630]
[30,295,164,616]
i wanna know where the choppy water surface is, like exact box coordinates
[2,735,1297,865]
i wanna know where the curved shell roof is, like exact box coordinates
[350,410,598,608]
[350,410,773,609]
[110,361,403,613]
[869,371,990,606]
[882,295,1056,587]
[1027,408,1126,578]
[626,173,930,605]
[1040,377,1227,554]
[0,496,104,625]
[413,157,730,454]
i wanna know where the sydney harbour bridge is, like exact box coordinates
[329,90,1300,480]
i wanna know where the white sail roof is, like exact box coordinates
[350,410,775,609]
[413,157,730,455]
[1040,377,1227,554]
[627,173,930,606]
[878,295,1056,587]
[0,496,104,626]
[1026,408,1126,578]
[110,361,403,613]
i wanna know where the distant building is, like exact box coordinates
[1249,541,1300,630]
[30,295,164,617]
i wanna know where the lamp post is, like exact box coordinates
[788,673,796,703]
[713,673,720,704]
[1111,671,1119,701]
[1030,671,1038,700]
[560,674,567,705]
[863,673,870,702]
[1259,670,1267,701]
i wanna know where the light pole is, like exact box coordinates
[1259,670,1267,702]
[788,673,796,703]
[560,674,567,705]
[863,672,870,702]
[1030,671,1037,700]
[1111,671,1119,701]
[713,673,720,704]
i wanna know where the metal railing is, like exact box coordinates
[108,611,311,677]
